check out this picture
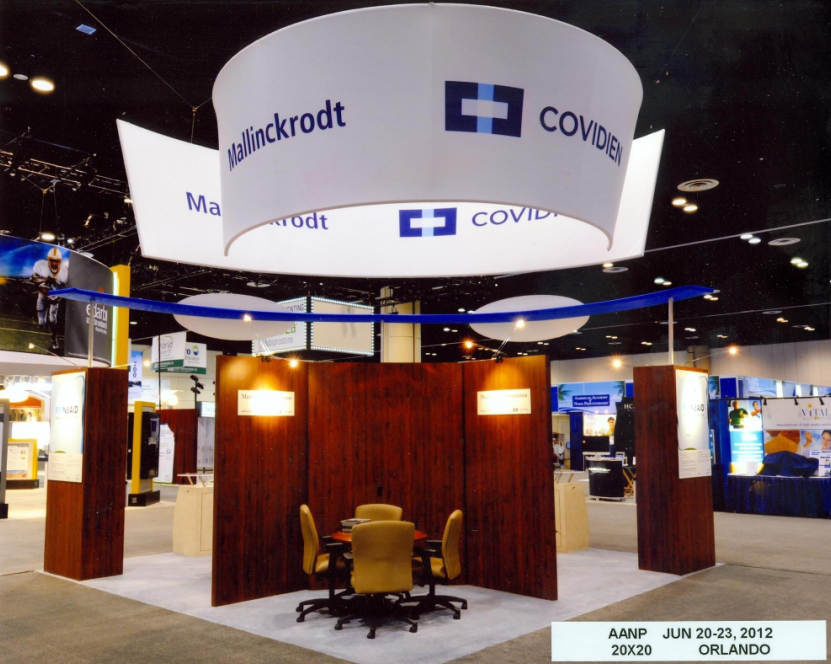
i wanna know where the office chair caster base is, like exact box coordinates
[335,623,343,631]
[367,628,376,639]
[409,624,418,633]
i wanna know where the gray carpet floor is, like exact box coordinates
[3,488,830,664]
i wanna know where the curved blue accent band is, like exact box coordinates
[52,286,713,324]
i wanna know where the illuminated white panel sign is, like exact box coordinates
[477,389,531,416]
[237,390,295,417]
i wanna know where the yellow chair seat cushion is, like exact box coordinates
[315,553,346,575]
[413,556,447,579]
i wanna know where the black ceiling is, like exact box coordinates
[1,0,830,363]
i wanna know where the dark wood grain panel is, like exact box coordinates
[462,356,557,600]
[212,356,308,607]
[308,363,466,581]
[45,368,128,581]
[159,409,198,485]
[634,365,716,575]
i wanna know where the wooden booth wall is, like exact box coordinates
[213,355,555,606]
[308,363,466,576]
[462,357,557,600]
[633,365,716,576]
[159,409,198,485]
[212,357,309,607]
[44,368,128,580]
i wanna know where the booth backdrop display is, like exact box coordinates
[0,236,113,362]
[761,398,831,459]
[49,371,86,483]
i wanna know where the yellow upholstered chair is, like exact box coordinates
[334,521,418,638]
[354,503,403,521]
[296,504,351,622]
[405,510,468,619]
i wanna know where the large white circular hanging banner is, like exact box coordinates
[173,293,295,341]
[470,295,589,342]
[211,4,645,276]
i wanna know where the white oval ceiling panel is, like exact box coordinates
[173,293,295,341]
[470,295,589,342]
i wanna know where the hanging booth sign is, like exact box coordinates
[49,371,86,483]
[675,369,711,480]
[119,6,663,278]
[151,333,207,374]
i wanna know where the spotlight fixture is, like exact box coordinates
[728,346,738,356]
[0,63,8,79]
[289,359,299,368]
[464,340,474,349]
[682,203,698,213]
[762,397,768,406]
[748,237,761,244]
[671,197,687,207]
[641,341,652,346]
[611,358,623,369]
[820,397,826,406]
[602,262,614,268]
[708,296,719,301]
[30,77,55,93]
[124,196,132,204]
[804,326,815,332]
[66,238,74,245]
[28,342,35,349]
[451,329,458,333]
[776,317,788,323]
[515,319,526,329]
[796,261,808,268]
[654,277,665,284]
[39,232,56,242]
[790,257,803,265]
[130,321,137,326]
[575,347,586,351]
[143,360,150,367]
[443,327,450,332]
[242,314,252,322]
[740,233,753,240]
[685,327,696,332]
[717,334,728,339]
[662,281,673,286]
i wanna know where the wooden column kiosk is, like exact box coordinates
[44,367,128,580]
[633,365,715,575]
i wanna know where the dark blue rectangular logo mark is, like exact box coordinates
[445,81,524,137]
[399,208,458,238]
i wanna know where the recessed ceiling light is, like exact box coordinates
[662,281,673,286]
[451,329,458,333]
[641,341,652,346]
[443,327,450,332]
[748,237,761,244]
[31,77,55,93]
[685,327,696,332]
[457,308,465,312]
[797,261,808,268]
[769,238,800,246]
[703,294,713,300]
[678,178,719,192]
[76,24,97,35]
[762,310,782,315]
[66,238,74,245]
[40,232,56,241]
[740,233,753,240]
[13,73,28,81]
[537,341,544,345]
[682,204,699,213]
[654,277,665,284]
[543,342,549,346]
[671,197,687,207]
[776,318,788,323]
[686,336,699,340]
[124,196,132,204]
[717,334,728,339]
[0,63,8,79]
[790,257,803,264]
[602,262,614,268]
[805,327,815,332]
[608,342,621,345]
[709,296,719,301]
[130,321,137,326]
[245,281,269,288]
[603,266,628,273]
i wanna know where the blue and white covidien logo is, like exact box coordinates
[399,208,457,238]
[445,82,524,137]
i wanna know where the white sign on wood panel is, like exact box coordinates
[477,389,531,416]
[237,390,295,417]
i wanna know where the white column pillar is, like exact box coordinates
[380,287,421,363]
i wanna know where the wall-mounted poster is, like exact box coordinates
[675,369,711,479]
[7,439,36,480]
[761,398,831,462]
[583,413,616,437]
[49,371,86,483]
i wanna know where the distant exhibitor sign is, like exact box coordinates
[477,389,531,416]
[238,390,295,417]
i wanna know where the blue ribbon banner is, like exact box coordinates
[51,285,713,325]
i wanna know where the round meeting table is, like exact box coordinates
[330,529,429,543]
